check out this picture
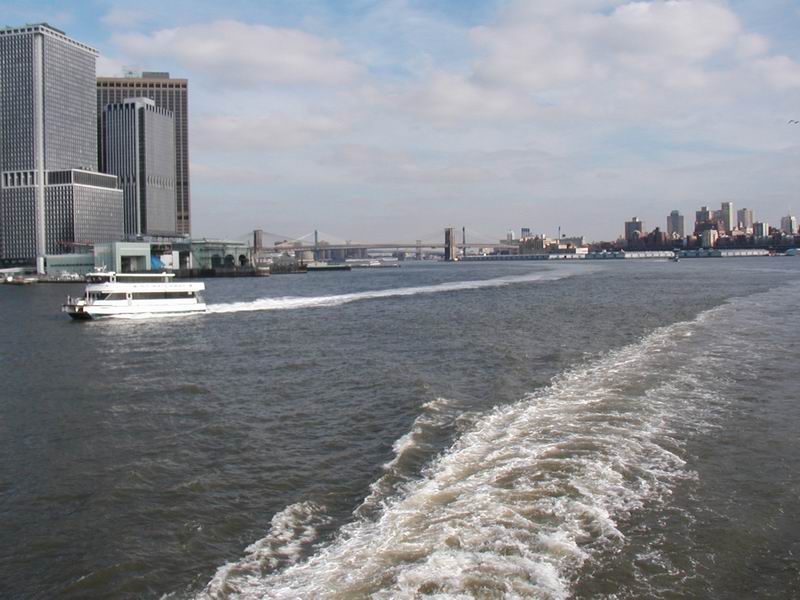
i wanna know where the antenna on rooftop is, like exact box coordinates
[121,65,141,78]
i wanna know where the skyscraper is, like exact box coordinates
[780,214,797,235]
[720,201,734,234]
[102,98,177,237]
[97,72,190,235]
[0,23,122,270]
[666,210,684,239]
[694,206,714,235]
[625,217,643,242]
[737,208,754,232]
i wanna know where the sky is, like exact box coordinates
[4,0,800,242]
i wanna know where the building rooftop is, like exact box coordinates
[97,73,187,84]
[0,22,97,55]
[1,22,64,34]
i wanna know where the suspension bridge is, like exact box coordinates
[246,227,519,258]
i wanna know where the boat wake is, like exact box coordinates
[206,270,576,315]
[200,502,331,599]
[190,279,798,600]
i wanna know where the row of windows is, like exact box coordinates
[98,82,186,89]
[97,291,194,301]
[3,171,37,187]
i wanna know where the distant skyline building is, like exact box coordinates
[701,228,718,248]
[101,97,177,237]
[720,201,734,234]
[780,214,797,235]
[97,72,190,235]
[521,227,531,239]
[753,222,770,238]
[737,207,754,232]
[666,210,684,239]
[694,206,715,235]
[624,217,643,242]
[0,23,122,270]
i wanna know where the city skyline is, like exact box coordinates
[2,0,800,241]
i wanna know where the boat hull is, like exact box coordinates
[62,302,207,319]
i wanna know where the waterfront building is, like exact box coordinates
[560,236,586,247]
[624,217,643,242]
[0,23,123,270]
[753,222,770,238]
[101,98,176,237]
[666,210,684,239]
[720,202,734,234]
[97,72,190,235]
[737,208,754,232]
[521,227,531,239]
[780,214,797,235]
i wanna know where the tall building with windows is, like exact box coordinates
[624,217,643,242]
[97,72,190,235]
[0,23,122,269]
[780,214,797,235]
[719,201,734,234]
[101,98,177,237]
[694,205,714,235]
[737,208,754,232]
[666,210,684,239]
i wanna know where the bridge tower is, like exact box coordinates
[444,227,457,261]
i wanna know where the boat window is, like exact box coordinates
[86,292,111,301]
[131,291,195,299]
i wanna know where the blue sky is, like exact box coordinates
[4,0,800,241]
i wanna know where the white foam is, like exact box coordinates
[207,270,576,315]
[357,397,470,519]
[197,501,330,600]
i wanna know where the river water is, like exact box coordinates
[1,259,798,599]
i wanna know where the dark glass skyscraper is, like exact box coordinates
[101,98,177,237]
[97,72,190,235]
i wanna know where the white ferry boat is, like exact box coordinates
[62,271,206,319]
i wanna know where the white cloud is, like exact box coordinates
[318,143,494,185]
[113,20,362,87]
[100,7,151,28]
[751,55,800,90]
[396,0,800,131]
[194,113,349,151]
[95,54,126,77]
[736,32,769,59]
[400,72,532,123]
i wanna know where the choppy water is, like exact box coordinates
[1,259,799,599]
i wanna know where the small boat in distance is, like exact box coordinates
[62,271,206,319]
[305,261,352,272]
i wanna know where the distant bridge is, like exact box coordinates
[251,228,520,261]
[276,242,517,251]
